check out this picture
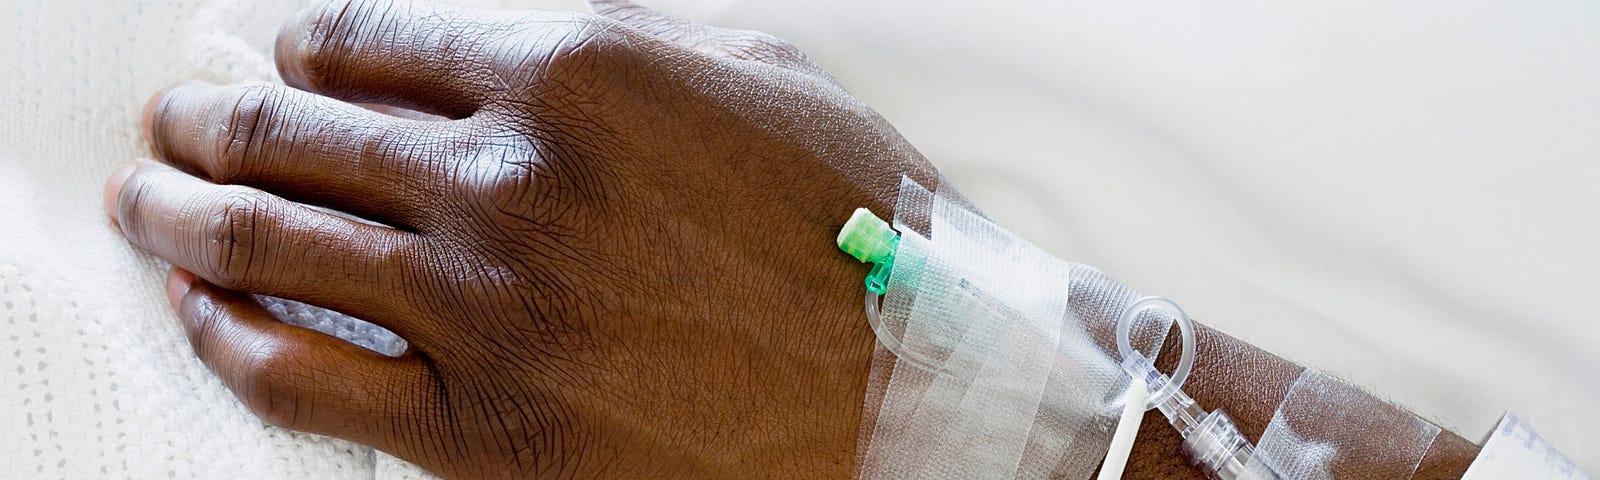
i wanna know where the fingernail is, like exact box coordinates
[103,162,137,223]
[166,268,196,308]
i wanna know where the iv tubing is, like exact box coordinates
[1115,296,1196,410]
[1115,297,1280,480]
[865,291,939,373]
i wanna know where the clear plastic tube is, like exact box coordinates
[1115,297,1195,410]
[865,290,939,373]
[1116,297,1281,480]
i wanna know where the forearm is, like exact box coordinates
[1119,322,1479,479]
[846,181,1481,478]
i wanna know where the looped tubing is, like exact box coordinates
[1115,296,1196,411]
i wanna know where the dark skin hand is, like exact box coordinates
[102,0,1478,478]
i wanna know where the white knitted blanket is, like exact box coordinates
[0,1,574,477]
[3,0,1596,476]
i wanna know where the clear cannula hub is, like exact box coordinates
[1122,354,1281,480]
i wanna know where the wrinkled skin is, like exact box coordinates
[104,0,934,477]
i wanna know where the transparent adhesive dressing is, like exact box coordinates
[838,198,1249,479]
[840,177,1175,479]
[837,177,1443,480]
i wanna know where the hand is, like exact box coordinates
[104,0,933,477]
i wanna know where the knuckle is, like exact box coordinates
[738,30,796,51]
[498,13,636,114]
[182,299,308,430]
[199,189,272,290]
[719,29,806,63]
[288,0,377,90]
[539,13,628,74]
[587,0,640,18]
[236,345,304,428]
[570,13,625,45]
[214,84,279,181]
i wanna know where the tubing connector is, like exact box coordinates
[837,208,900,294]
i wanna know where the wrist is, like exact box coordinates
[1119,323,1479,479]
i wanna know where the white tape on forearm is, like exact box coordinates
[1463,413,1593,480]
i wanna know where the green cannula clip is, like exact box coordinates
[837,208,899,294]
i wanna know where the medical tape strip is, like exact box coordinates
[851,179,933,479]
[1462,413,1593,480]
[1247,369,1441,479]
[857,177,1173,480]
[861,184,1070,478]
[1020,267,1178,478]
[851,176,932,470]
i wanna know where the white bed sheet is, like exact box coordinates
[2,0,1594,476]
